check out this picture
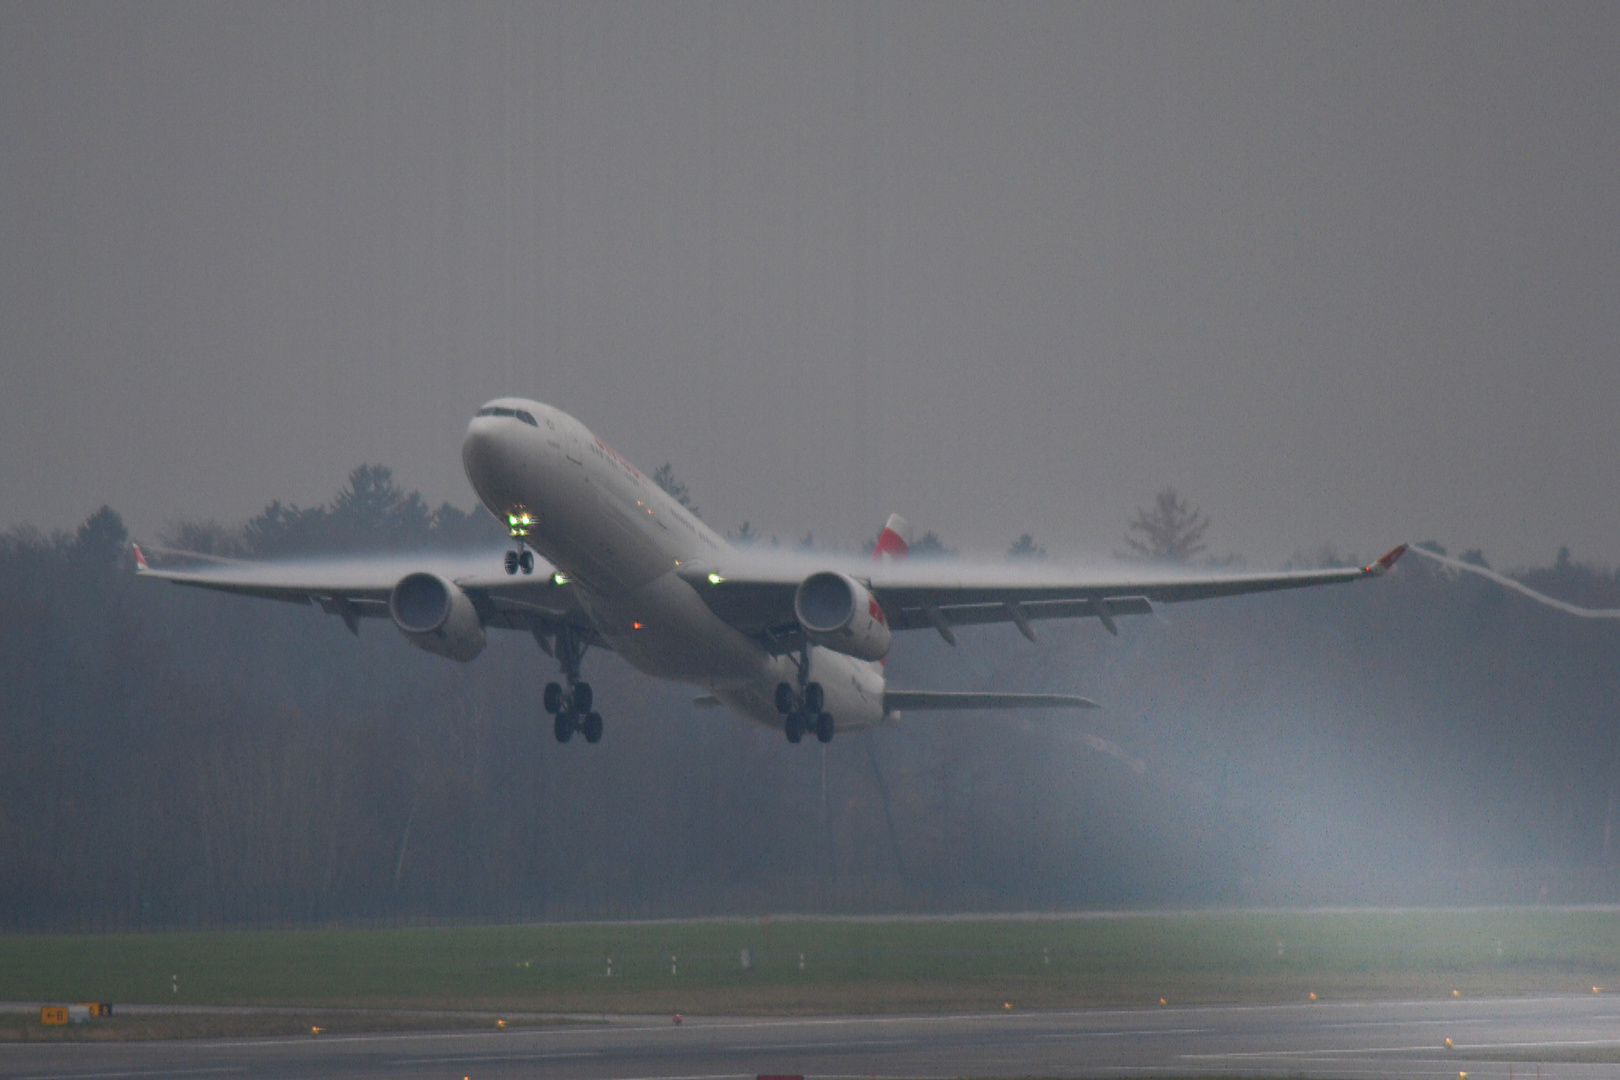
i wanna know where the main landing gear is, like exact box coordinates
[543,624,602,744]
[775,639,835,744]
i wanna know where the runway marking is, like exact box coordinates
[1451,1037,1620,1051]
[488,1075,753,1080]
[181,1010,1000,1048]
[12,1069,245,1080]
[1186,1036,1620,1059]
[141,1007,1195,1052]
[727,1039,917,1052]
[394,1050,610,1065]
[1038,1027,1213,1039]
[1087,1069,1447,1076]
[393,1037,919,1065]
[1315,1017,1506,1030]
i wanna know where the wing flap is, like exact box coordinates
[887,596,1154,631]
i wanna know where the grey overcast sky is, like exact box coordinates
[3,2,1617,567]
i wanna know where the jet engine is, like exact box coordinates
[388,572,487,662]
[793,571,892,661]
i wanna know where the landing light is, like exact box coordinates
[708,573,725,585]
[506,510,534,538]
[553,572,570,586]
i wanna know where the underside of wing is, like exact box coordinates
[682,545,1407,643]
[133,545,602,645]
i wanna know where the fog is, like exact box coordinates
[3,489,1619,929]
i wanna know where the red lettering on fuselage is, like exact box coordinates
[594,436,643,481]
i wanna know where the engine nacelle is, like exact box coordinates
[388,572,486,662]
[793,571,892,661]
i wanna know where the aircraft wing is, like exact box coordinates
[133,545,598,641]
[682,544,1408,643]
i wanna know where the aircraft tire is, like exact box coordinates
[784,713,803,744]
[774,682,794,714]
[554,713,575,743]
[582,711,603,744]
[804,682,825,714]
[815,712,834,744]
[504,550,520,575]
[574,681,593,714]
[519,550,535,574]
[543,682,564,714]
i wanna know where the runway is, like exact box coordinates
[5,994,1620,1079]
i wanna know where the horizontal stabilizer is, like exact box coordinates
[884,690,1098,712]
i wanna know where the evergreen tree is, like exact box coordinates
[652,463,700,518]
[1007,533,1046,561]
[1125,488,1209,563]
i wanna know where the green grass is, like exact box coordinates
[3,908,1619,1018]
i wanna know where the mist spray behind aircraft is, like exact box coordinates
[1406,545,1620,619]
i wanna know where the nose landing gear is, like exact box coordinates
[504,548,535,575]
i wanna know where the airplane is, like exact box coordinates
[136,397,1407,746]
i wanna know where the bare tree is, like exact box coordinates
[1125,487,1209,563]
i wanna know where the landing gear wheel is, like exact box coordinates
[573,681,593,714]
[519,549,535,574]
[543,682,564,715]
[784,712,804,744]
[504,550,520,575]
[815,712,835,744]
[804,682,825,715]
[582,712,603,744]
[774,682,795,714]
[554,713,575,743]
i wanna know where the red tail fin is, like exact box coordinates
[873,514,912,561]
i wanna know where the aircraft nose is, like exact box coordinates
[462,418,514,498]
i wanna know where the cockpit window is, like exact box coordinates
[475,406,537,426]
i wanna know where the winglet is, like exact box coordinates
[873,513,912,561]
[1364,544,1408,576]
[131,543,150,572]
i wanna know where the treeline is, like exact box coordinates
[3,470,1620,929]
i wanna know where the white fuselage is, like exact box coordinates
[460,397,889,732]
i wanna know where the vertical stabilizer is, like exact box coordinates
[873,513,911,561]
